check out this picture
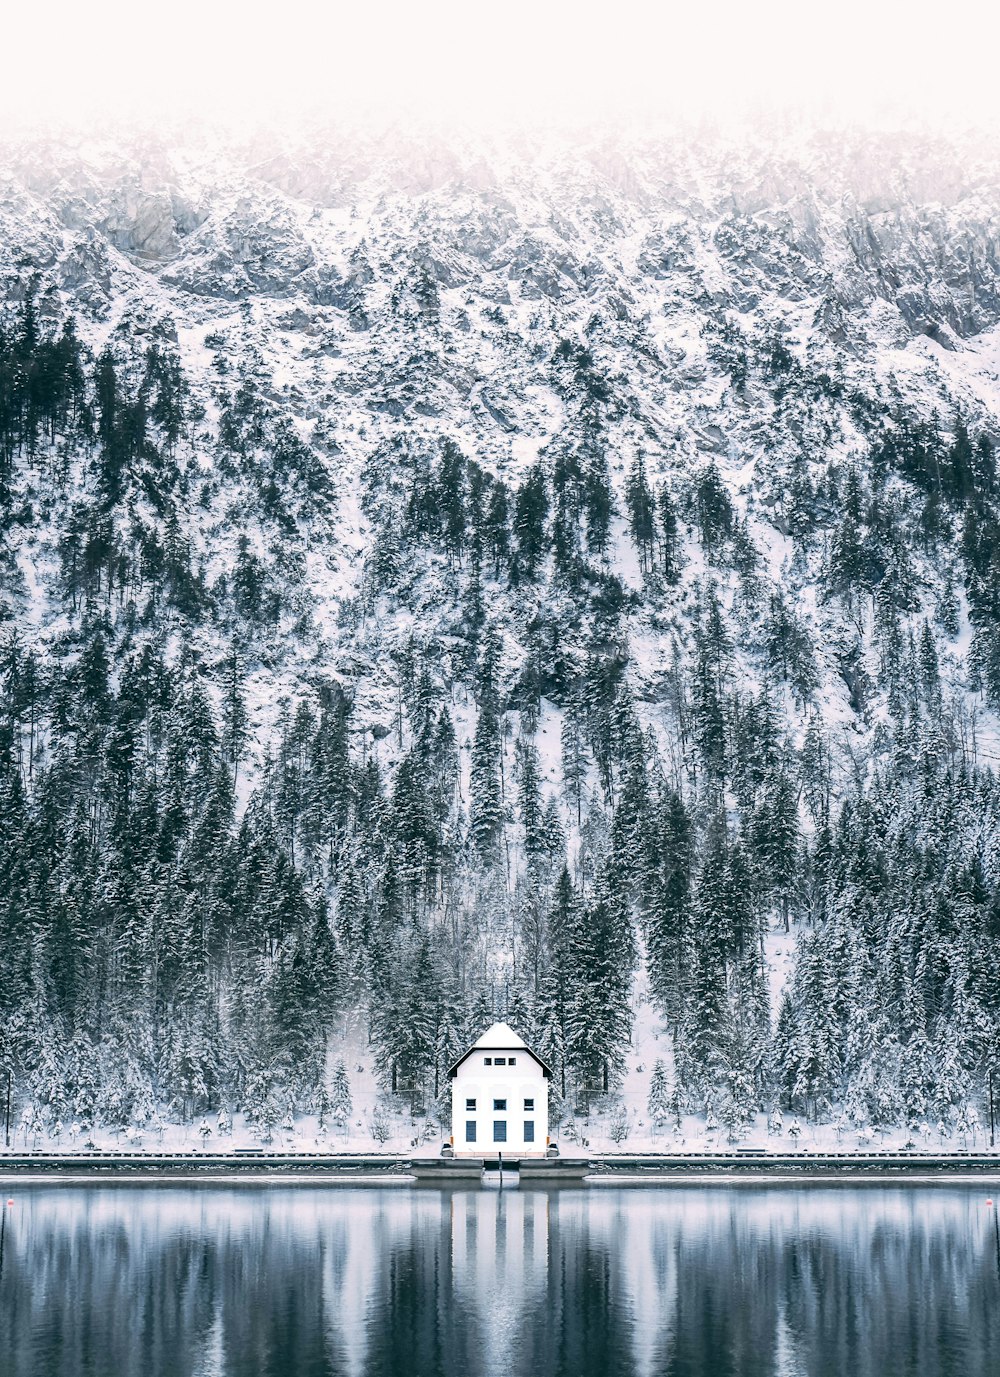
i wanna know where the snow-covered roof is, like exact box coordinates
[470,1021,529,1050]
[448,1022,552,1079]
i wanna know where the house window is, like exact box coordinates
[494,1121,507,1143]
[484,1057,492,1065]
[524,1098,534,1111]
[493,1099,507,1111]
[465,1098,476,1111]
[466,1121,477,1143]
[509,1057,517,1065]
[524,1121,535,1143]
[494,1057,506,1065]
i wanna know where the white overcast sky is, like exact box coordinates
[2,0,997,130]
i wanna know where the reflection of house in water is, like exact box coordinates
[320,1189,553,1377]
[316,1188,641,1376]
[450,1189,550,1281]
[450,1191,551,1374]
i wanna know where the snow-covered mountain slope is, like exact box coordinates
[6,123,1000,749]
[3,119,1000,1144]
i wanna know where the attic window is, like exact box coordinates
[509,1057,517,1065]
[484,1058,492,1065]
[494,1057,506,1066]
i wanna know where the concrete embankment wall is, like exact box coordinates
[2,1151,1000,1182]
[587,1153,1000,1179]
[0,1153,413,1180]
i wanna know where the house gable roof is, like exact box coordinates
[447,1021,552,1079]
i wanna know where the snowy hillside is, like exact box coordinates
[2,117,1000,1150]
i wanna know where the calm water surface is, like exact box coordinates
[0,1183,997,1376]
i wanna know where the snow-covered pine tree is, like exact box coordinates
[647,1059,671,1127]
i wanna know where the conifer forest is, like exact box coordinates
[2,124,1000,1147]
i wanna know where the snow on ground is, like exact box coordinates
[8,1029,991,1159]
[8,1106,987,1158]
[10,921,980,1159]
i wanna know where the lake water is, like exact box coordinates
[0,1183,998,1376]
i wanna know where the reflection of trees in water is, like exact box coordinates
[1,1188,998,1377]
[3,1188,433,1377]
[602,1188,1000,1377]
[771,1199,1000,1377]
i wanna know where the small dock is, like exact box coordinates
[411,1157,485,1182]
[411,1156,590,1185]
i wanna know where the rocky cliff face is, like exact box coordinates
[6,123,1000,330]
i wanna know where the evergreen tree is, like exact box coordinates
[647,1059,671,1126]
[560,685,589,827]
[512,465,549,582]
[625,451,656,572]
[330,1059,353,1134]
[516,728,545,862]
[646,789,692,1026]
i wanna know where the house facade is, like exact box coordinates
[448,1021,551,1157]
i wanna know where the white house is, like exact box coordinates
[448,1021,551,1157]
